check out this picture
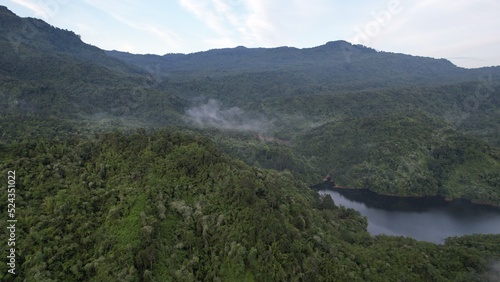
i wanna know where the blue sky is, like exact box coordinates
[3,0,500,68]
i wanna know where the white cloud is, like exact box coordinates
[178,0,228,36]
[205,37,238,49]
[81,0,184,53]
[178,0,283,48]
[10,0,61,19]
[112,13,184,51]
[185,99,270,132]
[243,0,280,45]
[344,0,500,67]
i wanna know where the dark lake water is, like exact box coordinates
[318,188,500,244]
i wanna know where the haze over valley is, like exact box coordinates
[1,5,500,281]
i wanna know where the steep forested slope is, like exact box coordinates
[1,130,499,281]
[1,5,500,280]
[0,6,185,129]
[297,114,500,206]
[2,5,499,202]
[0,6,132,73]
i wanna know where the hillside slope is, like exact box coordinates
[0,6,185,134]
[107,41,500,91]
[297,113,500,206]
[1,5,500,281]
[1,5,499,205]
[1,130,499,281]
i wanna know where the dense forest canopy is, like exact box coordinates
[1,5,500,281]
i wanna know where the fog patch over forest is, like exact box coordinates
[487,261,500,281]
[185,99,271,132]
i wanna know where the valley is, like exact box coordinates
[1,5,500,281]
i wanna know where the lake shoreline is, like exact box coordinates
[311,182,500,209]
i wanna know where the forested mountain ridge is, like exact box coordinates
[297,113,500,206]
[1,130,499,281]
[0,6,134,74]
[1,4,499,201]
[107,40,500,89]
[1,5,499,199]
[0,6,186,131]
[1,6,500,280]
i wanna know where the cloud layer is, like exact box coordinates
[185,99,269,132]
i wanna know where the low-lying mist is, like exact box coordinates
[487,261,500,281]
[185,99,270,132]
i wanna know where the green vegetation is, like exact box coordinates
[1,5,500,280]
[297,113,500,206]
[1,130,499,281]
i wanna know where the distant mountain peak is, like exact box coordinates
[0,6,136,74]
[310,40,377,54]
[0,5,15,15]
[324,40,351,46]
[0,5,19,22]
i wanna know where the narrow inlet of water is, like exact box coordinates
[319,188,500,244]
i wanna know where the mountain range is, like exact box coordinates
[1,5,500,280]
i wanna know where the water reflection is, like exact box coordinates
[319,188,500,244]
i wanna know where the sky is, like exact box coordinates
[3,0,500,68]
